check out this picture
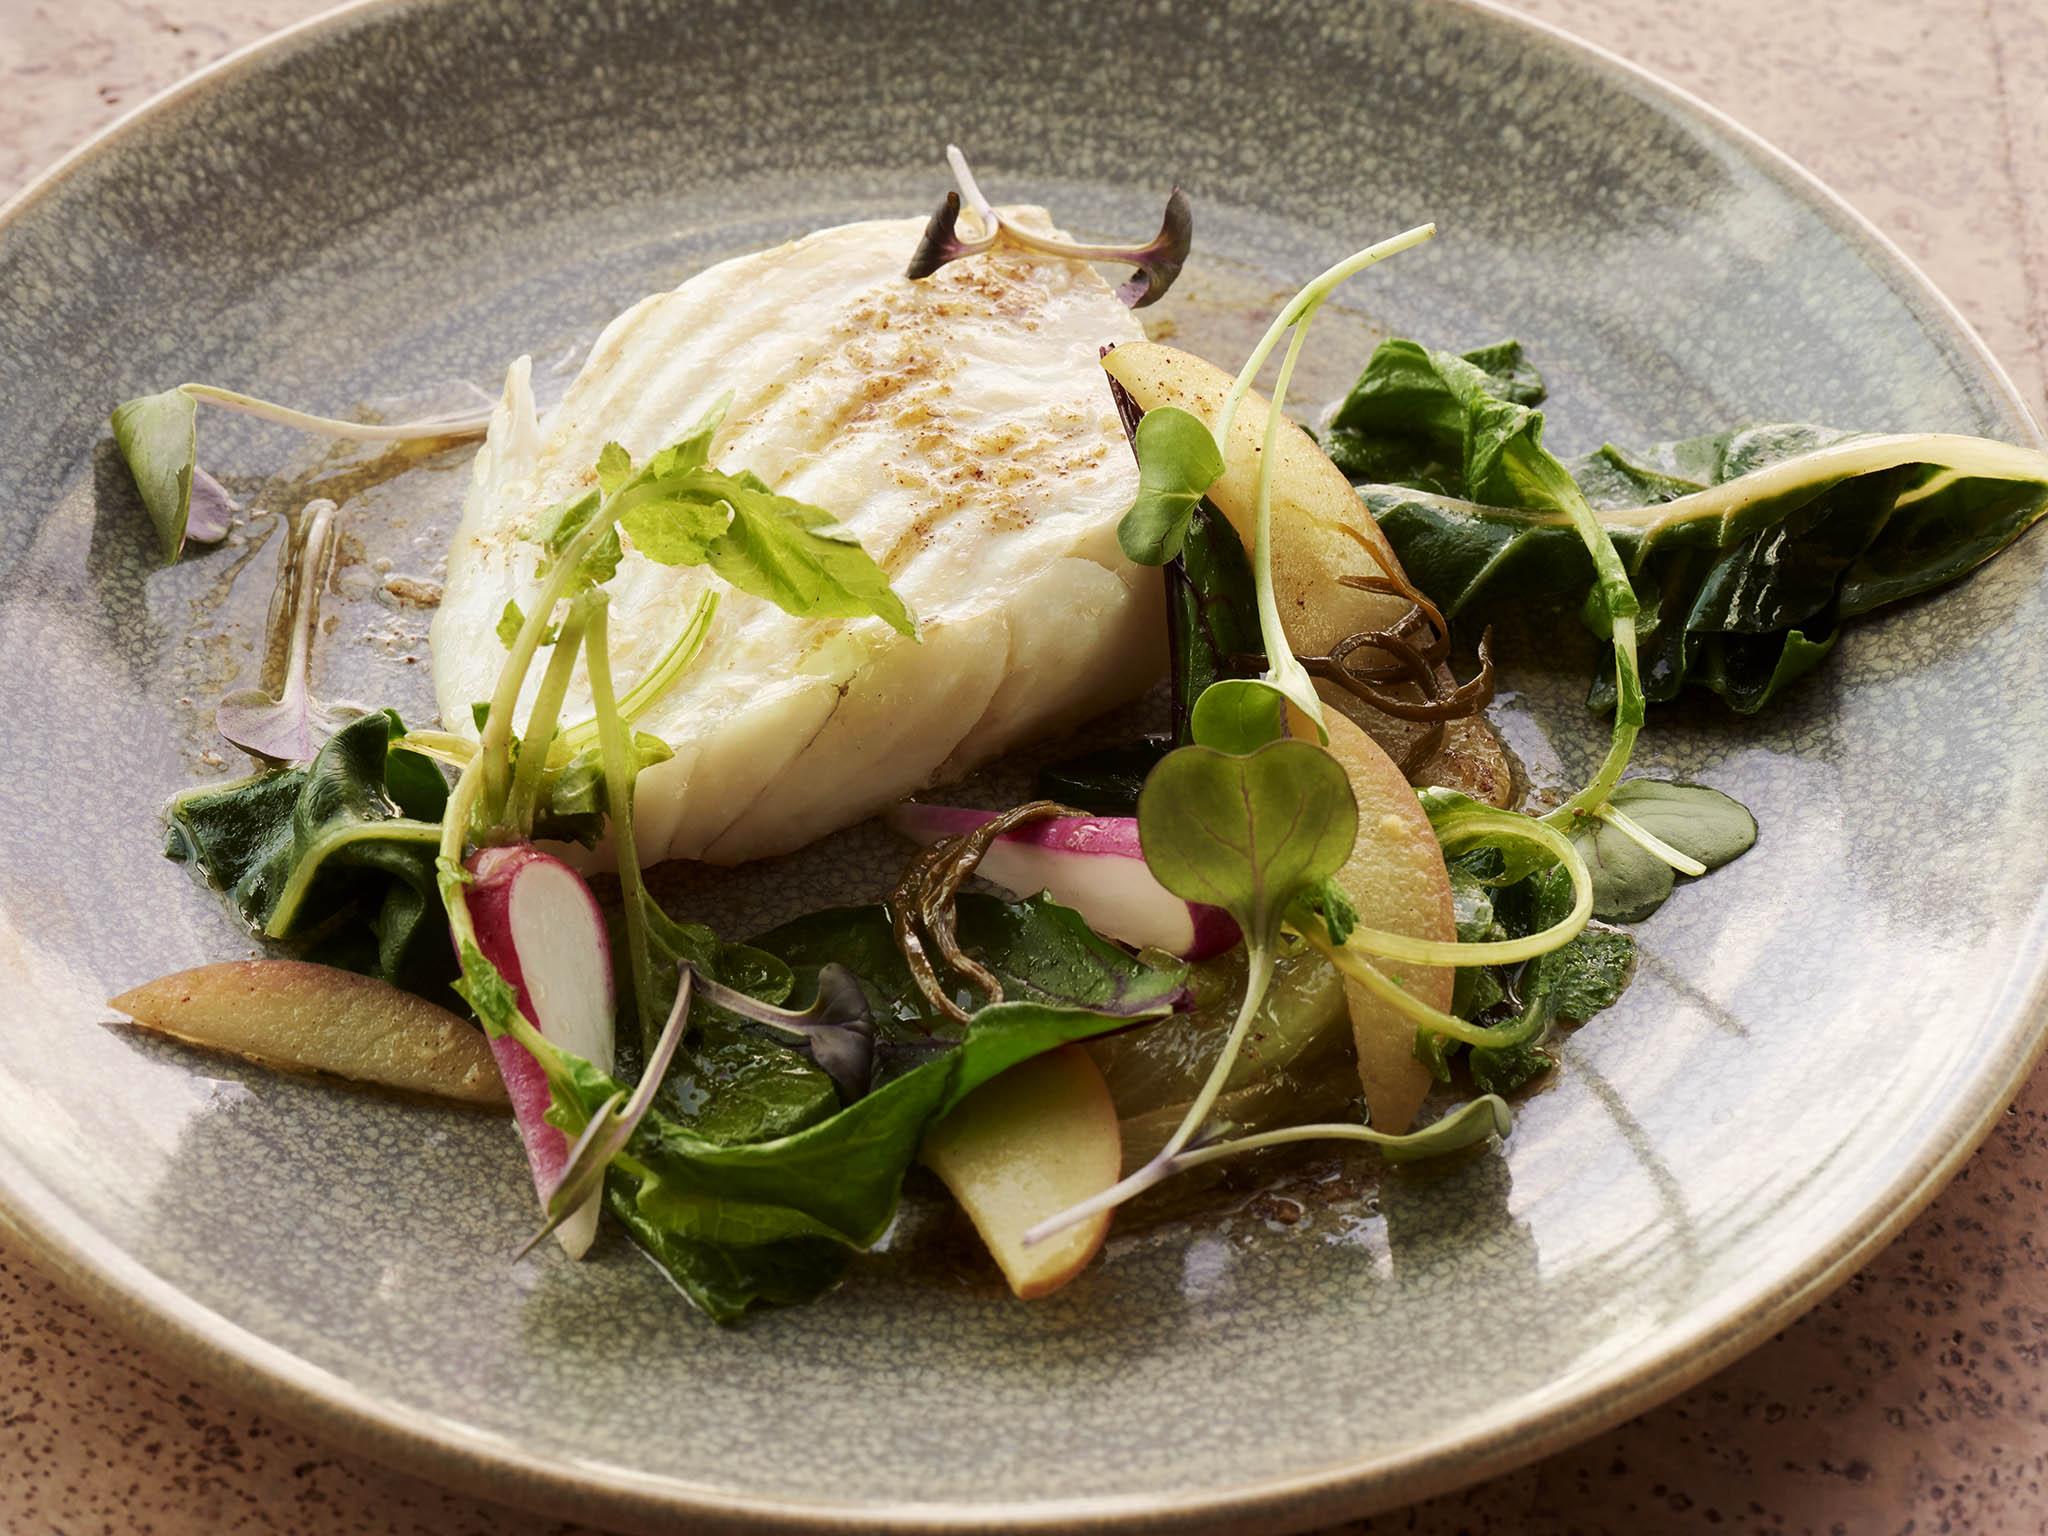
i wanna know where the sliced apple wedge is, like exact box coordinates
[1291,702,1458,1135]
[110,960,508,1107]
[921,1045,1122,1300]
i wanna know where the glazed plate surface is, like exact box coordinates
[2,1,2044,1530]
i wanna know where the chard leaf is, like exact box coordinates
[111,387,200,562]
[1036,740,1165,817]
[1136,739,1357,953]
[214,499,355,764]
[1117,406,1226,564]
[167,710,451,990]
[1344,339,2048,712]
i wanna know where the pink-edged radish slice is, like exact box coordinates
[465,844,616,1258]
[885,803,1239,960]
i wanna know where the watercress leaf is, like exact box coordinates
[531,488,602,559]
[1136,740,1357,951]
[1607,780,1758,870]
[1117,406,1226,565]
[1313,876,1359,947]
[454,939,521,1034]
[1568,814,1674,923]
[1167,499,1264,744]
[1468,866,1636,1090]
[1188,677,1287,754]
[641,398,728,480]
[110,386,199,563]
[705,476,918,637]
[534,733,673,847]
[596,441,634,496]
[616,495,729,567]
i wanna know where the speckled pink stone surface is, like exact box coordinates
[3,1,2045,1531]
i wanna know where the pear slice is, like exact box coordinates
[921,1045,1122,1300]
[111,960,507,1107]
[1292,702,1458,1135]
[1104,339,1514,806]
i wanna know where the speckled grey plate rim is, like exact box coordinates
[2,2,2044,1532]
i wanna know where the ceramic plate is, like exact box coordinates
[2,1,2044,1530]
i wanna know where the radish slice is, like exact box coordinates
[465,844,616,1258]
[886,803,1239,960]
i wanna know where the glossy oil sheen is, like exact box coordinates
[0,1,2043,1530]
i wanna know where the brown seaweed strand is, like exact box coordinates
[888,800,1078,1024]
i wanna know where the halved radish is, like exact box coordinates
[886,802,1239,959]
[465,844,616,1258]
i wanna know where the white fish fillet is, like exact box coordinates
[432,213,1162,864]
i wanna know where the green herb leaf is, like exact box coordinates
[706,475,918,637]
[1378,1094,1515,1164]
[1567,780,1758,922]
[1137,739,1357,953]
[1187,678,1287,754]
[1117,406,1225,564]
[110,387,200,562]
[596,441,634,495]
[615,495,728,567]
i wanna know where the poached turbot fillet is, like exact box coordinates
[432,213,1161,864]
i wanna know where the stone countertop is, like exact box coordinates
[3,1,2045,1532]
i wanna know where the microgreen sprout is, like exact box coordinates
[905,145,1192,308]
[110,382,491,562]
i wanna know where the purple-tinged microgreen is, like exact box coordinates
[906,145,1192,308]
[214,499,363,763]
[687,962,877,1104]
[110,382,490,563]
